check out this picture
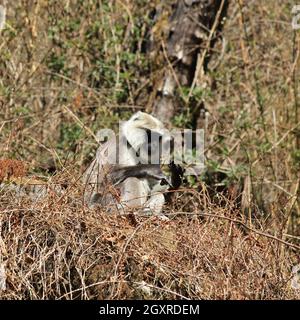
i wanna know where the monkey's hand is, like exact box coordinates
[168,161,184,189]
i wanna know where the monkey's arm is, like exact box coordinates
[111,164,171,187]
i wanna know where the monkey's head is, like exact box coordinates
[122,111,173,164]
[128,111,166,133]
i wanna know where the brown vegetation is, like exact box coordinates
[0,159,27,182]
[0,178,299,299]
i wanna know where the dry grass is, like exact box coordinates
[0,0,300,299]
[0,174,299,299]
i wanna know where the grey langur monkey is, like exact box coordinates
[83,111,182,216]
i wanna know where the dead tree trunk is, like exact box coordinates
[147,0,229,126]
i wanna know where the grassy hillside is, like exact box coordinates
[0,0,299,299]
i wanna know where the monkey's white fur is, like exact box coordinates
[84,112,171,216]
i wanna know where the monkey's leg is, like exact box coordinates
[119,177,149,211]
[143,193,169,220]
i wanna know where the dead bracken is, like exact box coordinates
[0,159,27,183]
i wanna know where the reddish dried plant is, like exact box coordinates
[0,159,27,182]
